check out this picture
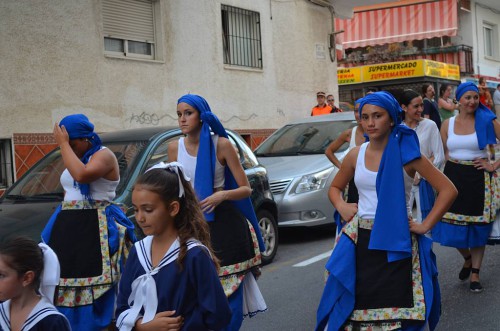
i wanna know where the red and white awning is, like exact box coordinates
[335,0,458,49]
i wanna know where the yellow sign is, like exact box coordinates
[337,67,362,84]
[447,64,460,81]
[363,60,425,82]
[424,60,447,79]
[337,59,461,85]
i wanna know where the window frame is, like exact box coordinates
[221,4,263,69]
[102,0,160,61]
[0,139,14,189]
[483,21,499,60]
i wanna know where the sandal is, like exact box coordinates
[470,268,483,293]
[458,255,472,281]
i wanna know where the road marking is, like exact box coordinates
[293,250,333,267]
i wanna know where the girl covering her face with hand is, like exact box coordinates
[0,237,71,331]
[41,114,136,331]
[316,91,457,331]
[115,162,231,331]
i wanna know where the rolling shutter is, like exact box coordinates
[102,0,154,43]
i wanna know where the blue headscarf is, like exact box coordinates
[456,82,497,149]
[60,114,102,201]
[358,91,421,262]
[176,94,265,252]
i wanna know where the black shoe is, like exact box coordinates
[459,255,472,281]
[470,281,483,293]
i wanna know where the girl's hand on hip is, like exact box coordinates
[200,191,227,213]
[409,218,429,235]
[473,158,494,172]
[338,202,358,223]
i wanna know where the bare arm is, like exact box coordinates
[440,119,450,161]
[199,137,251,213]
[328,147,359,221]
[54,124,117,183]
[324,129,350,168]
[167,140,179,162]
[438,98,456,112]
[408,156,457,234]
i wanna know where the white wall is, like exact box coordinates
[0,0,338,137]
[471,1,500,78]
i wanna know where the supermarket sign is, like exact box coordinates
[338,60,460,84]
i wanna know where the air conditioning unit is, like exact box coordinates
[309,0,332,7]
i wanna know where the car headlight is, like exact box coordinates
[295,168,333,194]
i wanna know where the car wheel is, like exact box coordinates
[257,209,278,265]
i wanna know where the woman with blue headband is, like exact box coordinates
[316,91,457,331]
[41,114,136,331]
[168,94,267,330]
[433,82,500,293]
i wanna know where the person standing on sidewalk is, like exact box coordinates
[422,83,442,130]
[493,83,500,118]
[311,91,333,116]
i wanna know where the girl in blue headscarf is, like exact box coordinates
[168,94,267,330]
[433,82,500,293]
[41,114,136,331]
[316,91,457,331]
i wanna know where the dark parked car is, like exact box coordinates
[0,127,278,264]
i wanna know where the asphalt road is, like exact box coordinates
[241,226,500,331]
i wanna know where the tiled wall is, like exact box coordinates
[236,129,276,150]
[13,133,57,180]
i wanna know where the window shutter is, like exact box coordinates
[102,0,154,43]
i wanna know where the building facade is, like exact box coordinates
[334,0,500,102]
[1,0,344,193]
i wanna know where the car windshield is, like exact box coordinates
[254,120,356,156]
[4,141,147,201]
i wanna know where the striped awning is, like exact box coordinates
[335,0,458,49]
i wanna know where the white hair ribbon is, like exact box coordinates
[145,161,191,197]
[38,242,60,302]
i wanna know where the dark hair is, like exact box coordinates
[0,237,43,289]
[421,83,432,96]
[479,77,486,85]
[439,84,450,97]
[399,89,421,107]
[134,168,218,270]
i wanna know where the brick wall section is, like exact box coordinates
[235,129,276,150]
[13,133,57,180]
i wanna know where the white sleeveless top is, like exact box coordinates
[61,147,119,201]
[447,117,487,160]
[348,126,358,149]
[177,136,225,189]
[355,142,413,219]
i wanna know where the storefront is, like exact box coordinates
[337,59,461,106]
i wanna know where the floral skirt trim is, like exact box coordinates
[56,200,130,307]
[219,220,262,297]
[442,159,499,225]
[344,321,401,331]
[342,216,426,326]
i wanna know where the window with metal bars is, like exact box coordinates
[221,5,263,69]
[0,139,14,189]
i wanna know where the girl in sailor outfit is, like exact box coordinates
[115,162,232,331]
[316,91,457,331]
[0,237,71,331]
